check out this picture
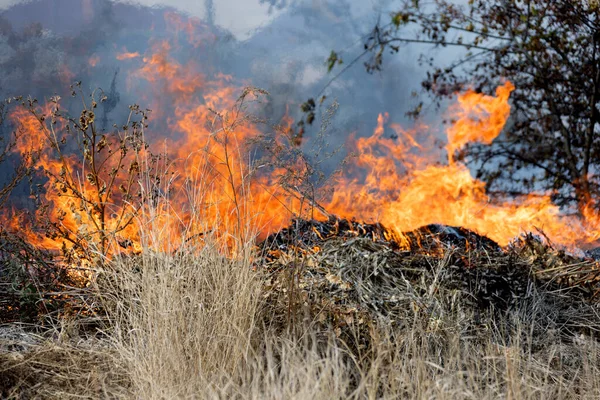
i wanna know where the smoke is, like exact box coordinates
[239,0,421,129]
[0,0,423,173]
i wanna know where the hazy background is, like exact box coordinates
[0,0,448,180]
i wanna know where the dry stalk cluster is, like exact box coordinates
[259,217,600,362]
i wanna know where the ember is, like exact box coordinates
[261,217,399,255]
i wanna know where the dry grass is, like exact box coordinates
[99,240,261,399]
[2,237,600,399]
[2,135,600,398]
[0,323,129,398]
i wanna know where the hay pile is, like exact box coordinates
[259,218,600,344]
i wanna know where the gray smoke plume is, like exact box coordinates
[0,0,421,133]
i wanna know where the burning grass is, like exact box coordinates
[2,69,600,396]
[259,218,600,340]
[3,218,600,398]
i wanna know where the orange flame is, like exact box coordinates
[326,81,599,248]
[164,11,215,48]
[6,102,144,255]
[446,81,514,162]
[4,12,600,262]
[88,54,100,67]
[116,51,141,61]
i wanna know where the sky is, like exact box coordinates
[132,0,283,38]
[0,0,281,37]
[0,0,364,38]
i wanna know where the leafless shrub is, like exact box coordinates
[15,83,149,261]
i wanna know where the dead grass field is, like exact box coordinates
[2,228,600,399]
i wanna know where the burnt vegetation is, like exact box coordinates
[2,0,600,397]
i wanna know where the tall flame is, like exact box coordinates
[446,82,514,162]
[326,81,597,247]
[3,11,600,260]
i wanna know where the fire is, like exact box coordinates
[125,40,301,252]
[2,11,600,264]
[326,81,596,248]
[88,55,100,67]
[6,101,143,258]
[3,30,303,259]
[116,51,141,61]
[446,81,514,163]
[164,11,216,48]
[138,41,205,102]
